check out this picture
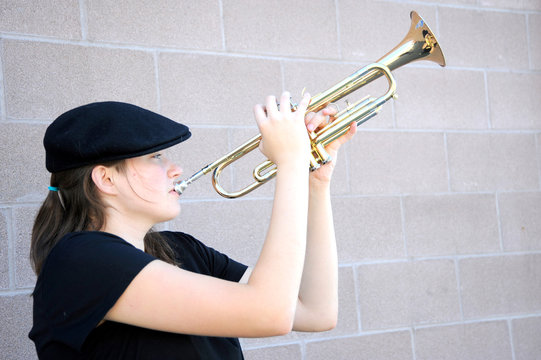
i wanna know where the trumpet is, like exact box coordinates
[174,11,445,198]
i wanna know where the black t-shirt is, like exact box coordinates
[29,231,248,359]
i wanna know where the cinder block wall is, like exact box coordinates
[1,0,540,359]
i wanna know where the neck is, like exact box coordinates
[102,208,152,251]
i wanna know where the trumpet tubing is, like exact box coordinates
[175,11,445,198]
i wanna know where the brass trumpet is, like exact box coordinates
[174,11,445,198]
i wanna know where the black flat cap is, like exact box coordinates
[44,101,191,173]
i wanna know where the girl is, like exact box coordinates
[29,93,356,359]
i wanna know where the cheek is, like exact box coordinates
[128,168,168,198]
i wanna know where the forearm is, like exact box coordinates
[295,180,338,331]
[247,162,309,325]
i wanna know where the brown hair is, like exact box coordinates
[30,161,178,275]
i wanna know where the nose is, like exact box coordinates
[167,161,183,179]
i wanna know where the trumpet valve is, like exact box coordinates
[309,154,321,171]
[314,143,332,164]
[289,98,298,112]
[308,143,332,171]
[276,98,299,112]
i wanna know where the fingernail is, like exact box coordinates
[307,124,315,131]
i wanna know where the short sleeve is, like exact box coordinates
[162,231,248,282]
[199,240,248,281]
[29,232,156,353]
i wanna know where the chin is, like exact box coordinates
[167,204,182,220]
[151,205,181,224]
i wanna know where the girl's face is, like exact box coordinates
[115,151,183,224]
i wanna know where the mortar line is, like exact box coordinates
[1,32,539,76]
[0,37,7,122]
[78,0,88,40]
[334,0,342,60]
[153,51,161,111]
[6,208,15,290]
[217,0,226,51]
[454,258,465,321]
[508,319,517,360]
[351,264,363,333]
[495,193,505,251]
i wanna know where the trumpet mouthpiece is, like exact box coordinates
[174,180,188,195]
[173,169,207,195]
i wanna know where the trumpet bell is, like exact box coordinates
[378,11,445,70]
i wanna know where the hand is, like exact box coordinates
[304,104,357,184]
[254,92,311,167]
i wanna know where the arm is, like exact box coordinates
[240,181,341,332]
[240,108,357,332]
[105,92,312,338]
[294,107,357,332]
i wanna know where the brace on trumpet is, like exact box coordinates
[174,11,445,198]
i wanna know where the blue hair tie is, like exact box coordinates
[48,186,59,192]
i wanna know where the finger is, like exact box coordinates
[279,91,291,114]
[295,92,311,117]
[337,122,357,145]
[322,103,339,117]
[305,112,317,132]
[265,95,279,116]
[253,104,268,130]
[304,111,316,124]
[327,122,357,152]
[307,103,336,131]
[306,110,326,132]
[253,103,266,119]
[345,121,357,139]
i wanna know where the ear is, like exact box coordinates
[91,165,118,195]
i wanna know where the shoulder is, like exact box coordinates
[51,231,130,255]
[158,231,230,261]
[41,231,156,284]
[55,231,124,251]
[158,231,247,282]
[159,230,199,244]
[159,231,207,255]
[47,231,147,266]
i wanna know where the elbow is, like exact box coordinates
[320,301,339,331]
[297,306,338,333]
[256,303,296,337]
[271,318,295,337]
[252,303,339,335]
[321,313,338,331]
[324,305,339,330]
[274,306,339,334]
[310,311,338,332]
[267,308,297,337]
[322,307,339,331]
